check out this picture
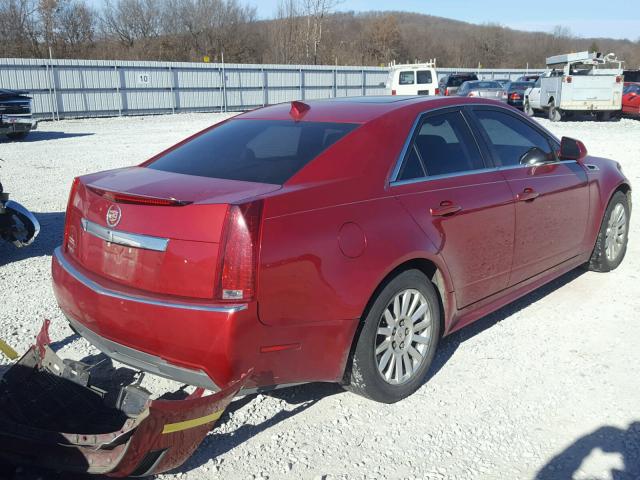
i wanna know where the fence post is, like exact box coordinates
[362,69,366,96]
[333,68,337,98]
[299,68,303,100]
[114,65,122,116]
[45,63,55,120]
[262,67,266,106]
[169,65,175,114]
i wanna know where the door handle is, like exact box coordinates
[430,200,462,217]
[516,188,540,202]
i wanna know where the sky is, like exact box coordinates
[247,0,640,40]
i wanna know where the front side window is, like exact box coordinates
[148,119,358,185]
[397,110,485,180]
[473,109,555,167]
[399,71,415,85]
[417,70,433,84]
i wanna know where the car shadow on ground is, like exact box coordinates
[174,382,345,473]
[0,211,64,266]
[535,422,640,480]
[426,267,586,382]
[0,132,94,143]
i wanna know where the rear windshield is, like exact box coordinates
[417,70,433,84]
[148,119,358,184]
[448,75,478,87]
[509,82,533,91]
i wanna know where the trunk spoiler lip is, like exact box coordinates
[86,184,192,207]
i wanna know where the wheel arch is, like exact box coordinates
[341,256,451,383]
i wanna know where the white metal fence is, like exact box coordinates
[0,58,543,119]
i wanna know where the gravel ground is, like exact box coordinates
[0,112,639,480]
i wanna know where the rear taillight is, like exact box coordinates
[564,76,572,83]
[86,185,191,206]
[445,88,450,96]
[391,89,397,96]
[435,88,440,95]
[616,76,622,83]
[510,92,521,100]
[217,201,263,302]
[63,177,80,252]
[468,91,478,97]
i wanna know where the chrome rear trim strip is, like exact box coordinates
[65,314,220,391]
[54,247,247,314]
[81,218,169,252]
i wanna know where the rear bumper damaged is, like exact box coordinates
[0,320,248,476]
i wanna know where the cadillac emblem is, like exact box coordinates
[106,204,122,228]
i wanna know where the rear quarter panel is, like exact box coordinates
[256,108,452,327]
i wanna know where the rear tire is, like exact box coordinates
[587,191,630,272]
[596,111,612,122]
[344,269,441,404]
[6,131,28,141]
[548,102,562,122]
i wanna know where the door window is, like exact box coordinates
[399,71,415,85]
[396,111,485,180]
[417,71,433,84]
[473,109,556,167]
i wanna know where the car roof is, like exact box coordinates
[239,96,507,124]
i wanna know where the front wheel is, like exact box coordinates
[524,101,535,117]
[344,269,440,403]
[587,191,630,272]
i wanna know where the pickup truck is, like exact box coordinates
[0,89,37,140]
[524,52,624,121]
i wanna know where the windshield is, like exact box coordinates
[148,119,358,185]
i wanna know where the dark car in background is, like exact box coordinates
[517,74,540,82]
[505,81,534,109]
[438,73,479,96]
[456,80,507,102]
[0,89,37,140]
[494,79,512,88]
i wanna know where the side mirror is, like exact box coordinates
[559,136,588,163]
[519,147,550,166]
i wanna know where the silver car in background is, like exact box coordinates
[456,80,508,102]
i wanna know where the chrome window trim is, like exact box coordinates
[54,247,247,314]
[81,218,169,252]
[388,102,573,187]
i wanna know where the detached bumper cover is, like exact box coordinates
[0,321,248,477]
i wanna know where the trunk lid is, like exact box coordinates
[65,167,279,299]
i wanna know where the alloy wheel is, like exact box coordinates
[375,289,433,385]
[605,203,627,262]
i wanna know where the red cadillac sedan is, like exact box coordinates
[52,96,631,404]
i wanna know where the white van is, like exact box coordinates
[386,61,439,96]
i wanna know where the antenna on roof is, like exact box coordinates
[290,101,310,121]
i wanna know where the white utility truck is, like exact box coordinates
[386,60,439,96]
[524,51,623,121]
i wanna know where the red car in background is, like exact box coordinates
[52,96,631,407]
[622,82,640,116]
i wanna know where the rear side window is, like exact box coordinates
[148,120,358,185]
[397,111,485,180]
[417,71,433,84]
[399,71,415,85]
[448,75,478,87]
[473,109,555,167]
